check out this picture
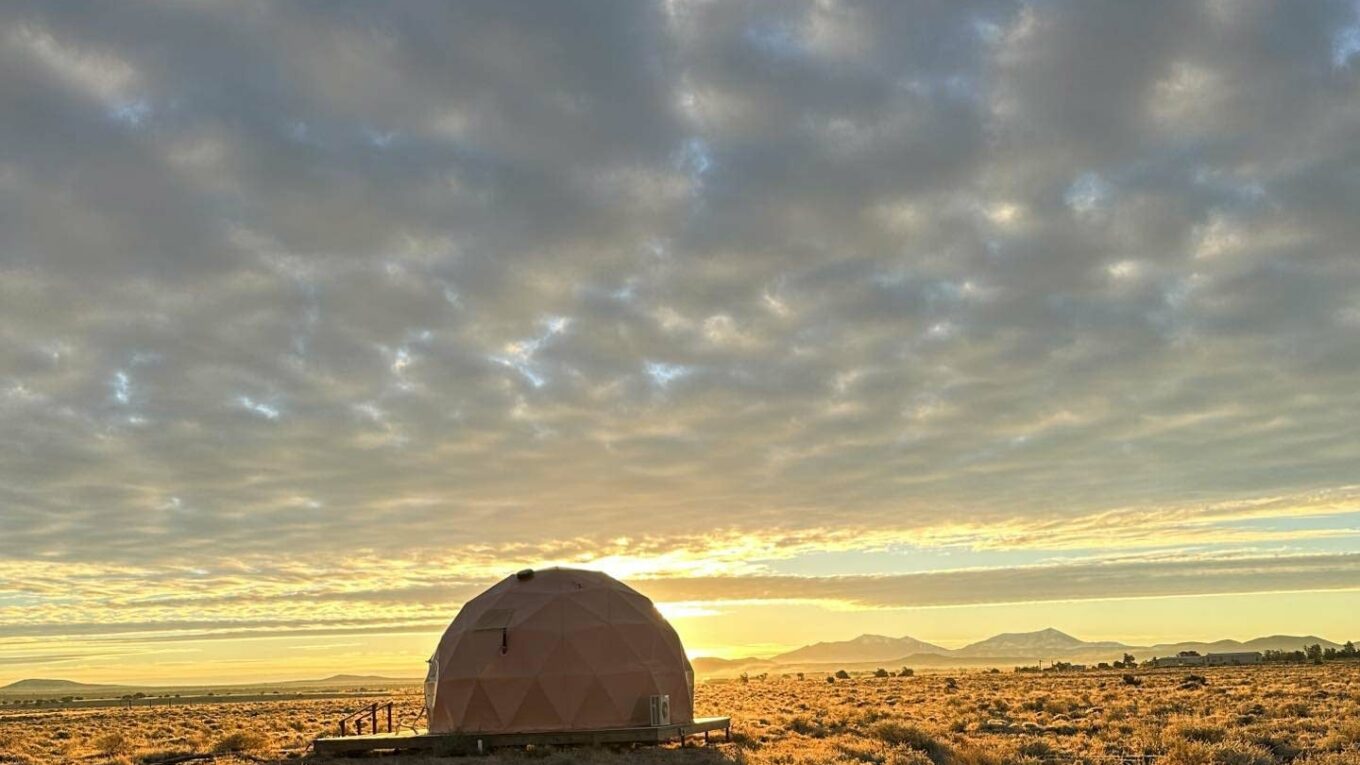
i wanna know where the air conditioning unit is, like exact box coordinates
[649,694,671,726]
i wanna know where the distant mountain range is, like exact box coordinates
[10,632,1350,688]
[308,674,412,685]
[0,674,420,695]
[953,628,1128,657]
[0,679,120,691]
[692,629,1349,676]
[773,634,948,663]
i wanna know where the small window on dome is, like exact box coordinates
[473,608,514,630]
[474,608,514,654]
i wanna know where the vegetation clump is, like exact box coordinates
[90,731,135,756]
[1,664,1357,764]
[212,730,269,753]
[1180,673,1208,689]
[872,721,952,765]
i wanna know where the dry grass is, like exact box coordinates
[2,666,1359,764]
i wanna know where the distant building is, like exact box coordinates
[1149,656,1200,668]
[1203,652,1262,666]
[1045,661,1087,672]
[1149,652,1262,668]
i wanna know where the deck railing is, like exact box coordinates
[337,700,394,737]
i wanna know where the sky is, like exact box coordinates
[2,0,1360,685]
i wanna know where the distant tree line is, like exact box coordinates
[1263,642,1357,664]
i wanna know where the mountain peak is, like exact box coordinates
[313,674,408,683]
[998,627,1075,638]
[773,633,949,663]
[956,628,1126,656]
[1025,627,1081,642]
[850,634,904,644]
[1,678,114,691]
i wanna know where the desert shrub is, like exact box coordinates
[1175,721,1227,744]
[138,747,202,764]
[871,722,951,765]
[1164,739,1215,765]
[1181,675,1209,690]
[1320,719,1360,751]
[1295,755,1360,765]
[885,749,937,765]
[786,715,826,737]
[951,743,1004,765]
[838,738,891,763]
[1210,741,1276,765]
[212,730,268,753]
[1017,739,1056,759]
[836,670,851,680]
[1245,731,1301,762]
[1270,700,1310,718]
[90,732,135,756]
[858,708,892,726]
[876,669,892,678]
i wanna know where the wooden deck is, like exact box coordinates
[313,716,732,755]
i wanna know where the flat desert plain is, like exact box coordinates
[2,665,1359,765]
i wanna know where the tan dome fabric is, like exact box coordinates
[425,568,694,734]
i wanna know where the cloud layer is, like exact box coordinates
[2,1,1359,673]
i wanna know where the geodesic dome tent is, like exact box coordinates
[424,568,694,734]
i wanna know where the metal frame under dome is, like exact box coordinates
[313,716,732,755]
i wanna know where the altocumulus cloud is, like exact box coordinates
[2,0,1360,648]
